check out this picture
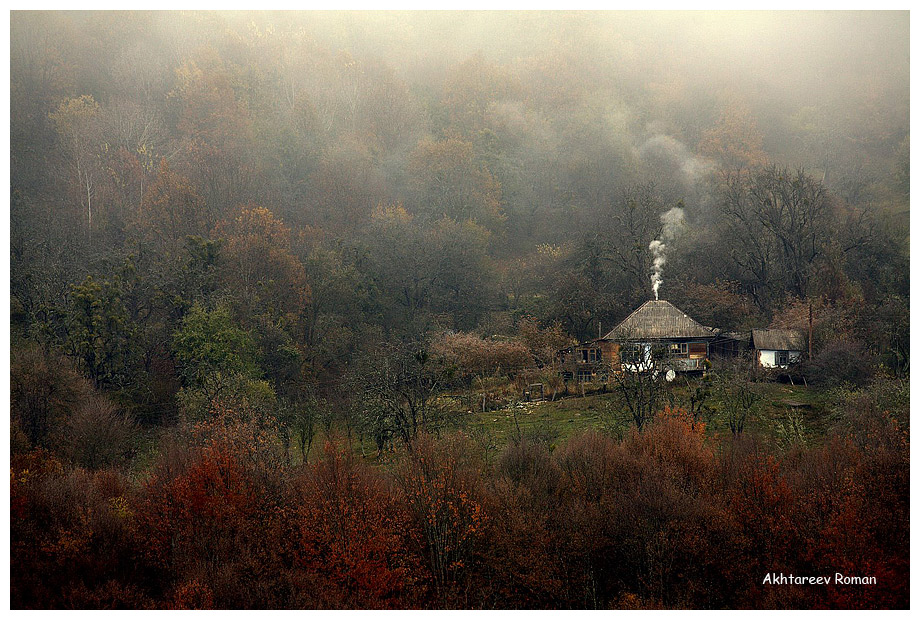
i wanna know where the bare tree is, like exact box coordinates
[720,166,831,309]
[49,96,101,237]
[714,356,759,436]
[355,340,450,449]
[56,394,137,469]
[278,394,321,465]
[609,340,673,431]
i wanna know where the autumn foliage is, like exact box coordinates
[11,400,908,609]
[9,11,908,611]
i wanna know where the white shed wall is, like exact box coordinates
[758,350,802,369]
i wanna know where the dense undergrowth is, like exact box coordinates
[11,384,908,609]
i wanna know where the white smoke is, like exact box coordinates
[638,134,713,187]
[649,205,686,300]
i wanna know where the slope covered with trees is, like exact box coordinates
[10,11,909,609]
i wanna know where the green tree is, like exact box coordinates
[363,204,435,331]
[428,217,497,330]
[173,302,260,387]
[66,273,137,389]
[172,302,269,420]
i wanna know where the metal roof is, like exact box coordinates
[752,329,806,351]
[604,300,715,341]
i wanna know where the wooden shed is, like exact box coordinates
[710,330,752,359]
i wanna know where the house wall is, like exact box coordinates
[619,340,710,372]
[559,341,621,381]
[620,343,654,373]
[758,349,802,369]
[560,339,713,379]
[598,341,620,366]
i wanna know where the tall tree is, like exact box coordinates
[49,95,101,237]
[213,205,310,326]
[140,159,210,256]
[719,166,831,311]
[409,136,505,229]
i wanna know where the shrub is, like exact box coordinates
[11,346,92,450]
[131,410,290,607]
[800,338,875,387]
[292,444,424,608]
[55,395,137,469]
[394,433,486,599]
[11,451,135,608]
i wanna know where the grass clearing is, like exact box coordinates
[436,378,838,455]
[302,377,843,464]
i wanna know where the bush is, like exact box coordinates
[55,395,137,469]
[394,433,486,599]
[11,346,92,450]
[130,410,290,607]
[800,338,875,387]
[11,451,135,608]
[292,444,424,608]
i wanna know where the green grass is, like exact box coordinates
[458,392,618,450]
[126,377,848,477]
[739,382,837,444]
[294,378,844,465]
[436,379,839,455]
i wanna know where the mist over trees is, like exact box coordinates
[12,11,907,355]
[9,11,909,609]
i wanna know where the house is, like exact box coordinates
[751,328,805,369]
[558,300,716,381]
[604,300,716,373]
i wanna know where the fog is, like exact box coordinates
[9,12,911,610]
[11,10,909,344]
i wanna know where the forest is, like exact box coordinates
[10,11,909,609]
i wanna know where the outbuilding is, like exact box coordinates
[751,328,805,369]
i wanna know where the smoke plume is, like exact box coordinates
[638,134,712,188]
[649,205,686,300]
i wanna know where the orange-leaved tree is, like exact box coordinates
[292,443,426,608]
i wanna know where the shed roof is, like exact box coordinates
[604,300,715,341]
[752,328,805,351]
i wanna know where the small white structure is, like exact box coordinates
[752,329,805,369]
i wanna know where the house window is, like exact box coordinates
[621,344,641,364]
[669,343,689,356]
[577,369,593,382]
[776,351,789,366]
[580,348,601,363]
